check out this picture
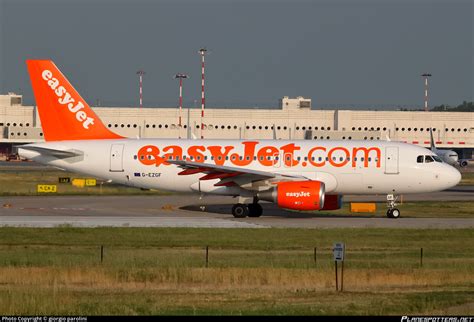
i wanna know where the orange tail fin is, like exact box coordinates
[26,60,123,141]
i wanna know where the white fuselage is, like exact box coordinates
[19,139,461,195]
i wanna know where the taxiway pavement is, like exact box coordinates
[1,193,472,229]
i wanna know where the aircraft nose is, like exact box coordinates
[450,167,462,185]
[444,165,462,188]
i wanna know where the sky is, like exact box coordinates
[0,0,472,109]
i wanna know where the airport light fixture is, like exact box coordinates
[175,73,189,138]
[421,73,432,112]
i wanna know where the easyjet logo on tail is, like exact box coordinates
[42,70,95,129]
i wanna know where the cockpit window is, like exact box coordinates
[433,155,443,162]
[425,155,435,163]
[417,155,424,163]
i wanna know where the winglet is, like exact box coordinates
[26,60,123,141]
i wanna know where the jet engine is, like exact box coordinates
[258,181,325,211]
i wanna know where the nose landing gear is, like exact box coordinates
[386,194,400,219]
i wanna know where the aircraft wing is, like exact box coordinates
[167,160,306,188]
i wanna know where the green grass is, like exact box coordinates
[459,171,474,185]
[0,227,472,315]
[0,227,472,250]
[0,168,166,196]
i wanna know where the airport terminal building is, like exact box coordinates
[1,93,473,158]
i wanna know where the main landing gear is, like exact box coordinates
[386,194,401,219]
[232,198,263,218]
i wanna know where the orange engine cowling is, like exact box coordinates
[258,181,325,211]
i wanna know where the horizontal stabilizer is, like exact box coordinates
[18,145,83,159]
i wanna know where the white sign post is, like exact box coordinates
[333,243,345,262]
[333,242,345,291]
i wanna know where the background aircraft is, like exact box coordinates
[429,128,471,167]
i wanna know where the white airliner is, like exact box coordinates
[18,60,462,219]
[429,128,471,167]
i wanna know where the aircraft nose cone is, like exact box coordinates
[441,165,461,189]
[450,167,462,186]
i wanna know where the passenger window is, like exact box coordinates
[417,156,423,163]
[425,155,434,163]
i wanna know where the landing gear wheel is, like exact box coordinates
[386,194,401,219]
[232,203,249,218]
[386,208,401,219]
[391,208,400,219]
[247,203,263,217]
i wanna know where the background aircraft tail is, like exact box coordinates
[429,128,436,152]
[26,60,123,141]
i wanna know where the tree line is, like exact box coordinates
[432,101,474,112]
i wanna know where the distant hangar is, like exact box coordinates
[1,94,473,159]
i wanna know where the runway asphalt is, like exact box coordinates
[1,191,473,229]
